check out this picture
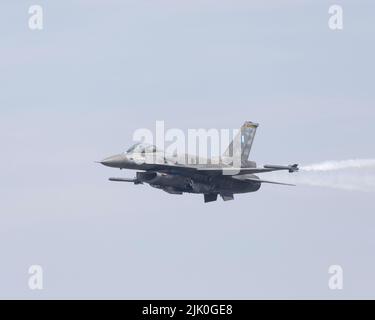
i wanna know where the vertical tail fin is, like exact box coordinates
[223,121,258,166]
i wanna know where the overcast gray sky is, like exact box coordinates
[0,0,374,299]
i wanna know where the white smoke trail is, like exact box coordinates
[301,159,375,172]
[261,159,375,192]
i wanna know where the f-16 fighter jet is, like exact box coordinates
[99,121,298,202]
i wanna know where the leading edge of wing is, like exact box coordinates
[147,164,274,175]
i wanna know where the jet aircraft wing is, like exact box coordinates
[143,163,298,176]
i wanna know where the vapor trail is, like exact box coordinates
[261,159,375,192]
[301,159,375,172]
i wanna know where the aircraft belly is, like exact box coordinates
[149,175,261,195]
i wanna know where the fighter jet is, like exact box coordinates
[99,121,298,202]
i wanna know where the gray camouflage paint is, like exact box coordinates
[100,121,297,202]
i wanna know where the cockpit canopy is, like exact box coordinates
[126,143,159,154]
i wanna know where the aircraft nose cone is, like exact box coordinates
[100,154,124,168]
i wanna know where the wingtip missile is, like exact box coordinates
[263,164,299,173]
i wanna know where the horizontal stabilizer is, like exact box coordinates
[242,177,295,186]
